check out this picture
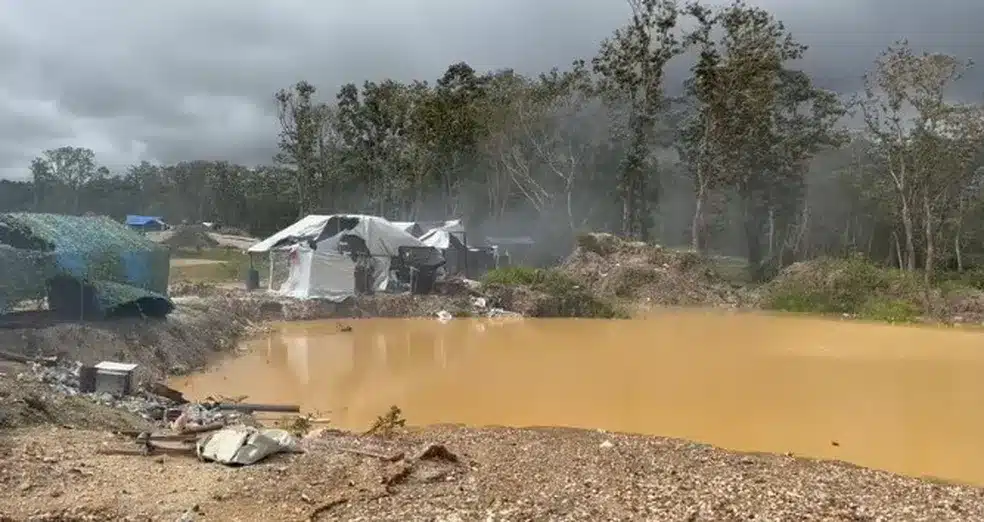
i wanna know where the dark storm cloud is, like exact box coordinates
[1,0,982,179]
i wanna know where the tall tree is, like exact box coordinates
[593,0,683,240]
[275,81,324,218]
[858,42,978,274]
[33,146,98,214]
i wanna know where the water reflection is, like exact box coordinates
[173,311,984,485]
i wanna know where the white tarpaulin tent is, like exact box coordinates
[421,219,464,234]
[419,228,463,249]
[247,214,425,300]
[390,221,421,236]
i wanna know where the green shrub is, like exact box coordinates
[858,297,919,323]
[482,266,626,318]
[938,267,984,292]
[762,256,922,321]
[482,266,543,287]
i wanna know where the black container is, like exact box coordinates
[245,268,260,291]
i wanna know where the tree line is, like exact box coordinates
[3,0,984,281]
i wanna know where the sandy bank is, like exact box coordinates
[1,424,981,521]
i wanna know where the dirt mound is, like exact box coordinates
[162,225,219,249]
[562,233,743,307]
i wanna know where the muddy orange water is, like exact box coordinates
[172,310,984,485]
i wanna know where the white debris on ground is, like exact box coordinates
[19,360,183,422]
[435,295,522,323]
[171,403,254,430]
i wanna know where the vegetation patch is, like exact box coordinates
[761,257,924,322]
[482,266,626,318]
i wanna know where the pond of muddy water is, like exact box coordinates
[172,310,984,485]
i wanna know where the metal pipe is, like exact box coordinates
[210,402,300,413]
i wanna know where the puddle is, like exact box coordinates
[172,309,984,485]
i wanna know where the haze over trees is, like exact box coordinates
[3,0,984,281]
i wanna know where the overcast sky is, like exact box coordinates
[1,0,982,180]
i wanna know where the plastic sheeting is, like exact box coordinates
[252,214,441,300]
[196,426,301,466]
[249,214,424,255]
[419,228,466,249]
[277,243,394,301]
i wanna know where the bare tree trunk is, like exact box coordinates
[691,183,705,252]
[892,231,903,269]
[622,189,632,238]
[922,192,934,315]
[767,208,775,259]
[900,196,916,271]
[955,232,963,272]
[955,196,965,272]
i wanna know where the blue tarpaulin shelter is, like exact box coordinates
[126,215,167,231]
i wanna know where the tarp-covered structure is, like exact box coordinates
[390,219,464,238]
[0,213,172,318]
[390,221,424,237]
[417,220,495,278]
[125,214,167,231]
[248,214,428,301]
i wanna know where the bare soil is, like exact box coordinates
[563,233,749,308]
[1,424,981,521]
[146,229,257,250]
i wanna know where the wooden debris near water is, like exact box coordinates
[337,446,405,462]
[97,443,196,457]
[147,382,188,404]
[0,349,58,366]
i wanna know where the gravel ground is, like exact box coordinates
[1,424,981,521]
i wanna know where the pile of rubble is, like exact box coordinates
[22,359,181,422]
[15,355,304,467]
[17,357,264,428]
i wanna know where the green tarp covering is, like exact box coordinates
[0,213,172,317]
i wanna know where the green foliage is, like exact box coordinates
[482,266,543,286]
[938,268,984,292]
[482,267,626,318]
[762,257,922,322]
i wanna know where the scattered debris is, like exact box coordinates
[413,443,458,463]
[196,426,301,465]
[0,349,58,366]
[147,382,188,404]
[436,310,452,323]
[337,446,405,462]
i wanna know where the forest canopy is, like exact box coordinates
[3,0,983,281]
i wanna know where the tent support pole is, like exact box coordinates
[461,232,469,278]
